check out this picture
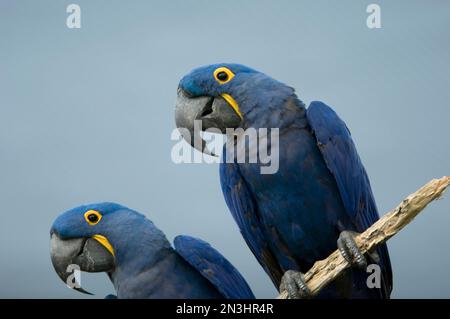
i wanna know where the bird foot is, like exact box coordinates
[337,230,367,269]
[280,270,312,299]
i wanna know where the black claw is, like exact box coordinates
[337,231,367,269]
[280,270,312,299]
[337,239,351,263]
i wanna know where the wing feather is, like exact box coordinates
[307,101,393,296]
[174,235,255,299]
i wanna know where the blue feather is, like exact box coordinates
[174,235,255,299]
[307,101,393,296]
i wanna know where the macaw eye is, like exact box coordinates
[217,72,228,81]
[84,210,102,226]
[213,67,235,85]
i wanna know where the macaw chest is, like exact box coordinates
[235,128,349,259]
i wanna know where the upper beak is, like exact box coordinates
[175,88,242,155]
[50,233,115,295]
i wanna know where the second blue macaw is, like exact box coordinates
[50,202,254,299]
[175,63,393,298]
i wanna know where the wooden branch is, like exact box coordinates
[278,176,450,299]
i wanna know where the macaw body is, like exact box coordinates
[109,234,247,299]
[221,101,392,298]
[110,237,224,299]
[175,64,393,298]
[50,203,254,299]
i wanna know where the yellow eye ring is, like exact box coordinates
[213,67,235,85]
[84,210,102,226]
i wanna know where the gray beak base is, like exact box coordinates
[175,89,242,155]
[50,233,115,295]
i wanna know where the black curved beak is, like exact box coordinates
[175,88,242,155]
[50,233,115,295]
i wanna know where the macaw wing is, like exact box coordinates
[174,235,255,299]
[220,162,284,287]
[306,101,393,295]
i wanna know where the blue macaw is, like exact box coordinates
[50,202,255,299]
[175,63,393,298]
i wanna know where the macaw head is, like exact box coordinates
[50,202,169,295]
[175,63,294,155]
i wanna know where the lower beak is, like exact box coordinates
[50,233,115,295]
[175,88,242,155]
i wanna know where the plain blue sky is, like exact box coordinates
[0,0,449,298]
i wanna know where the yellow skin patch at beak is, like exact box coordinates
[92,234,115,257]
[221,93,243,120]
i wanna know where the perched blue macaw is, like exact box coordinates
[175,63,393,298]
[50,202,254,299]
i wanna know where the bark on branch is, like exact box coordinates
[278,176,450,299]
